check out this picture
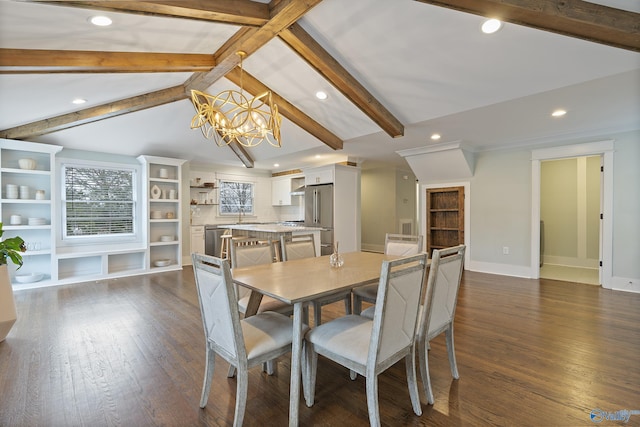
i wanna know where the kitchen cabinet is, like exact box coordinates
[191,225,205,255]
[138,155,186,272]
[0,139,62,288]
[271,176,292,206]
[304,166,334,186]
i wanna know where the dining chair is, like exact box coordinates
[230,238,293,317]
[352,233,424,314]
[361,244,466,404]
[303,253,428,426]
[192,253,308,426]
[280,234,352,326]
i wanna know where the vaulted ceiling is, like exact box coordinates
[1,0,639,172]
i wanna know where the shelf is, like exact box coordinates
[150,241,179,246]
[2,225,51,230]
[1,199,50,204]
[190,185,217,189]
[190,203,218,206]
[149,177,179,183]
[1,168,51,175]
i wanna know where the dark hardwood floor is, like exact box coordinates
[1,268,638,426]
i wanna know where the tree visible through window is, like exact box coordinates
[219,180,254,219]
[63,165,136,238]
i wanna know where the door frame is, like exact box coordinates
[420,181,471,267]
[531,140,614,288]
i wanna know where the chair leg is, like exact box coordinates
[200,346,216,408]
[233,367,248,427]
[405,351,422,416]
[365,375,381,427]
[417,336,435,404]
[227,365,236,378]
[264,360,276,375]
[353,294,362,315]
[303,343,318,407]
[445,325,459,379]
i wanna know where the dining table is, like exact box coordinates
[231,251,400,427]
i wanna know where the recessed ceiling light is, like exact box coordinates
[72,98,87,105]
[89,16,112,26]
[552,109,567,117]
[273,163,280,168]
[315,91,328,100]
[315,155,321,159]
[430,133,441,140]
[481,19,502,34]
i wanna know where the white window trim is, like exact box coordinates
[57,158,142,247]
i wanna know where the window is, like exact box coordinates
[219,180,254,217]
[62,164,137,240]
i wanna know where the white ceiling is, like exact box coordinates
[0,0,638,172]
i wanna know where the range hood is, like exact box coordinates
[290,185,306,196]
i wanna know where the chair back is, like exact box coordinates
[419,245,466,339]
[192,253,246,363]
[384,233,423,256]
[230,239,274,299]
[230,238,275,268]
[280,234,316,261]
[369,253,428,367]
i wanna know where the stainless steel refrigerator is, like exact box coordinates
[304,184,334,256]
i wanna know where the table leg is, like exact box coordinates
[244,291,263,317]
[289,302,304,427]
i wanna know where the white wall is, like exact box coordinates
[416,130,640,292]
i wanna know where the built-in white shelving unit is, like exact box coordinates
[138,155,186,272]
[0,139,62,288]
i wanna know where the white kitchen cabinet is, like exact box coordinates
[304,166,334,186]
[191,225,205,255]
[271,176,292,206]
[1,139,62,288]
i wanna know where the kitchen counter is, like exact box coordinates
[217,223,323,233]
[217,223,323,257]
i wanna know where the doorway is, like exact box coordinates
[539,156,601,285]
[531,140,614,288]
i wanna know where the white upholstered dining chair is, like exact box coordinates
[192,253,308,426]
[280,234,352,325]
[303,253,428,426]
[230,238,293,317]
[361,244,466,404]
[352,233,424,314]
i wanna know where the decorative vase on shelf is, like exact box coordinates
[150,184,161,200]
[329,242,344,268]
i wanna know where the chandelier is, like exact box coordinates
[190,51,282,148]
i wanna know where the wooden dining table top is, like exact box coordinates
[231,251,400,304]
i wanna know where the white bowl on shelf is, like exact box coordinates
[159,235,174,242]
[150,211,163,219]
[153,259,171,267]
[28,217,47,226]
[18,158,37,170]
[15,273,44,284]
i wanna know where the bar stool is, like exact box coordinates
[220,229,232,259]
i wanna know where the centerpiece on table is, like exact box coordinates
[0,223,26,342]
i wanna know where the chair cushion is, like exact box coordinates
[241,311,308,360]
[360,305,375,319]
[305,315,373,366]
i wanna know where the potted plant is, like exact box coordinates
[0,222,26,342]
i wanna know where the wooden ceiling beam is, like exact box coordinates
[34,0,270,26]
[185,0,323,91]
[0,85,187,140]
[225,67,343,150]
[0,49,215,74]
[227,141,255,168]
[414,0,640,52]
[279,23,405,138]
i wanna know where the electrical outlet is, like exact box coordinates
[503,246,509,255]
